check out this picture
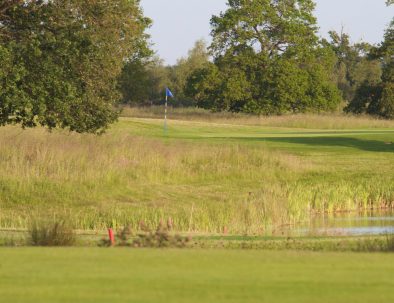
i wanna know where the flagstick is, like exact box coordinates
[164,94,168,135]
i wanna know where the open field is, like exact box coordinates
[0,111,393,233]
[0,248,393,303]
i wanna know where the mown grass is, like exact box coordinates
[0,248,393,303]
[0,111,393,233]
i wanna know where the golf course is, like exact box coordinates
[1,111,394,302]
[1,0,394,302]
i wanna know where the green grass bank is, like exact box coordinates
[0,110,393,233]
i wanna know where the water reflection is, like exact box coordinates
[285,210,394,236]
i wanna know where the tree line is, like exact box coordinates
[1,0,393,133]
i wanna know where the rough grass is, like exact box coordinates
[0,113,393,233]
[197,234,394,252]
[121,106,394,129]
[0,248,393,303]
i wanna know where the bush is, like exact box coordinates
[132,223,191,248]
[386,234,394,252]
[29,220,76,246]
[100,222,192,248]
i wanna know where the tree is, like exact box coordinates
[169,40,210,106]
[323,31,381,103]
[370,18,394,119]
[346,1,393,119]
[119,39,210,107]
[119,56,172,106]
[0,0,151,133]
[187,0,341,114]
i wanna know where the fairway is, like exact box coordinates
[0,248,393,303]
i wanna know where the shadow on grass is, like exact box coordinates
[226,136,394,153]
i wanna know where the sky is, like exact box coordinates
[141,0,394,65]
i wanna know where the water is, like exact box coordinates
[283,210,394,236]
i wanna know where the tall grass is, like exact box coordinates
[29,220,76,246]
[121,106,394,129]
[0,118,393,234]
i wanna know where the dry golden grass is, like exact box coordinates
[121,106,394,129]
[0,125,311,232]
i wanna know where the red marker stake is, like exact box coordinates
[108,228,115,246]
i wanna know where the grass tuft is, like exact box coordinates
[29,220,76,246]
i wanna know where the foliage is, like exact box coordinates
[0,0,151,133]
[119,56,171,106]
[323,31,382,103]
[346,83,382,114]
[186,0,342,114]
[120,40,210,107]
[118,60,152,105]
[131,222,191,248]
[346,1,393,119]
[185,63,224,110]
[29,220,76,246]
[99,223,191,248]
[167,40,210,106]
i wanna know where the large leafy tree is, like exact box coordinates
[119,56,170,106]
[0,0,151,133]
[209,0,318,59]
[120,39,210,107]
[324,31,381,103]
[187,0,341,114]
[168,40,210,106]
[346,0,394,118]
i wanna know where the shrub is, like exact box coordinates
[386,234,394,252]
[132,223,191,248]
[29,220,76,246]
[100,222,192,248]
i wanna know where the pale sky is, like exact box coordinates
[141,0,394,65]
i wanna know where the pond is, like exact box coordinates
[282,210,394,236]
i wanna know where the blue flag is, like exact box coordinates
[166,87,174,98]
